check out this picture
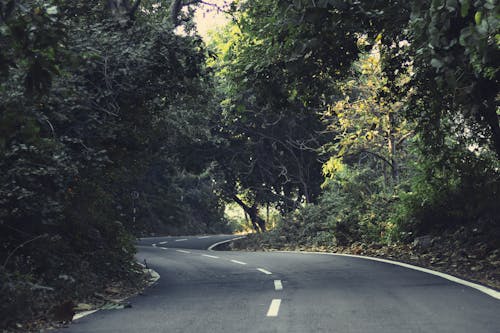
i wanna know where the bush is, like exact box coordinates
[263,166,398,248]
[393,147,500,235]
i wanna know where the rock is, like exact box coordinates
[50,301,75,323]
[87,227,103,241]
[58,274,75,283]
[74,303,93,311]
[413,235,432,249]
[105,286,121,294]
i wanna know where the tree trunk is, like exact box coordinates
[266,203,270,227]
[170,0,183,27]
[387,110,399,185]
[477,78,500,159]
[232,195,266,233]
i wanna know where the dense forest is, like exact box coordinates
[1,0,499,329]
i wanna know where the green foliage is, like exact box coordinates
[305,165,397,245]
[409,0,500,157]
[215,0,499,246]
[205,0,415,231]
[264,165,398,248]
[322,46,413,186]
[1,1,229,326]
[393,143,500,235]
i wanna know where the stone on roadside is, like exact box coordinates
[413,235,432,249]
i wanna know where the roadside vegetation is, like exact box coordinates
[0,1,229,329]
[215,0,499,289]
[1,0,499,330]
[212,0,499,240]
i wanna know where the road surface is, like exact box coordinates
[59,235,500,333]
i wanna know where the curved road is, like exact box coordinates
[60,235,499,333]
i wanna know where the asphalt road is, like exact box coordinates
[59,235,500,333]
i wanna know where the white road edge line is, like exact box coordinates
[202,254,219,259]
[175,238,188,242]
[230,259,247,265]
[257,268,272,275]
[73,309,99,321]
[266,299,281,317]
[207,236,247,251]
[73,266,161,321]
[176,249,191,254]
[278,251,500,300]
[274,280,283,291]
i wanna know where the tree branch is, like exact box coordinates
[348,149,394,170]
[170,0,183,27]
[3,234,48,269]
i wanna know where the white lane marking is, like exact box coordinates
[152,243,157,247]
[159,241,168,245]
[175,238,188,242]
[198,236,211,239]
[278,251,500,300]
[207,236,247,251]
[202,254,219,259]
[274,280,283,291]
[159,247,168,250]
[176,249,191,254]
[257,268,272,275]
[230,259,247,265]
[266,299,281,317]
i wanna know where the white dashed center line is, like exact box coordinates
[230,259,247,265]
[274,280,283,291]
[266,299,281,317]
[175,238,188,242]
[202,254,219,259]
[176,249,191,254]
[257,268,272,275]
[152,243,157,247]
[197,236,211,239]
[159,241,168,245]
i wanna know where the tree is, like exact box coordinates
[322,43,413,187]
[205,0,412,231]
[408,0,499,159]
[1,1,229,326]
